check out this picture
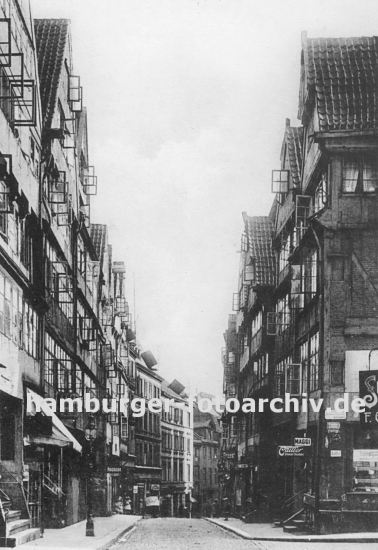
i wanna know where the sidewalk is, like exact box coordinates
[206,517,378,543]
[22,515,142,550]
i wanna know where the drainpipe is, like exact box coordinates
[310,224,323,534]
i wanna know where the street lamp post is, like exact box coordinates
[85,414,96,537]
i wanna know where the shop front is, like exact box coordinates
[132,467,161,515]
[24,388,83,528]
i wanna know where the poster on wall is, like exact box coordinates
[359,370,378,426]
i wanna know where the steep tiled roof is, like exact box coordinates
[303,36,378,131]
[90,224,107,266]
[34,19,69,128]
[244,215,275,286]
[285,124,303,187]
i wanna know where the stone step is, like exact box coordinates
[293,519,306,526]
[283,525,298,533]
[7,527,40,548]
[7,510,21,521]
[6,518,31,537]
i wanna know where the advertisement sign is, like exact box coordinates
[278,446,304,457]
[359,370,378,425]
[330,450,342,457]
[145,495,159,507]
[327,422,341,433]
[294,437,311,446]
[353,449,378,462]
[325,409,346,420]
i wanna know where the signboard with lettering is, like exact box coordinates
[145,495,159,507]
[325,409,346,420]
[278,446,304,457]
[294,437,311,446]
[330,450,342,457]
[327,422,341,433]
[353,449,378,462]
[360,370,378,425]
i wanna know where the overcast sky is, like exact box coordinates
[32,0,378,395]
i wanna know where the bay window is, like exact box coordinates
[342,158,378,193]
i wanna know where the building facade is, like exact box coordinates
[192,402,221,516]
[224,34,378,534]
[0,8,161,545]
[160,379,193,517]
[133,355,162,515]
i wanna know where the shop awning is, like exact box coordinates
[26,388,82,453]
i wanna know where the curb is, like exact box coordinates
[205,517,378,543]
[97,517,142,550]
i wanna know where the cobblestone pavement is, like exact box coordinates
[109,518,378,550]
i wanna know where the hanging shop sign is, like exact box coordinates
[294,437,311,446]
[278,446,304,457]
[359,370,378,425]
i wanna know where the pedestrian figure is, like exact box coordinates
[223,497,230,521]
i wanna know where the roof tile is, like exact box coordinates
[34,19,69,128]
[304,36,378,132]
[244,216,276,287]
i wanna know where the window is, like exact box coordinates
[0,414,15,460]
[309,332,320,391]
[121,416,128,440]
[23,301,38,358]
[194,465,199,481]
[276,295,290,333]
[174,460,178,481]
[0,179,8,236]
[274,356,292,397]
[300,340,308,394]
[304,250,318,299]
[251,310,262,338]
[313,174,328,213]
[330,360,344,386]
[44,333,72,396]
[279,234,291,274]
[342,158,378,193]
[0,270,23,345]
[286,363,302,396]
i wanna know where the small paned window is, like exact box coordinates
[342,158,378,193]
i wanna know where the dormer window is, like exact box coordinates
[342,158,378,193]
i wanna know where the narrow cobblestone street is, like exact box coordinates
[110,518,378,550]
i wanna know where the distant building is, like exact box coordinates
[133,356,162,515]
[192,401,222,515]
[160,380,193,516]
